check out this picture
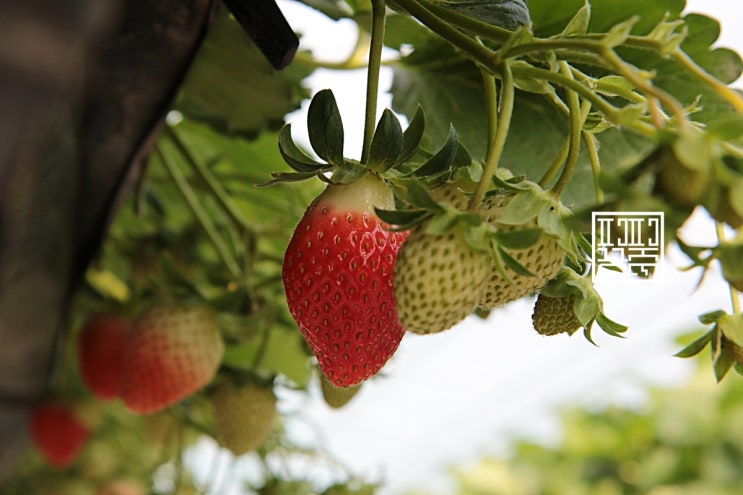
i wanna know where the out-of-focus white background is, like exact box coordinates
[189,2,743,494]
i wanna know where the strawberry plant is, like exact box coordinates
[6,0,743,494]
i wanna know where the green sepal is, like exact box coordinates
[497,246,534,277]
[675,330,713,358]
[595,312,628,337]
[425,210,459,236]
[493,228,541,250]
[405,180,444,210]
[714,348,735,383]
[307,89,345,166]
[463,222,491,253]
[647,15,688,56]
[368,109,404,173]
[329,162,367,184]
[408,125,459,178]
[278,125,326,172]
[602,16,639,48]
[258,170,328,186]
[497,190,549,225]
[558,1,590,37]
[719,313,743,348]
[735,362,743,377]
[396,106,425,166]
[698,309,727,325]
[374,207,429,230]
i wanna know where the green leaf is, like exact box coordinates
[368,109,404,173]
[435,0,531,31]
[278,125,326,172]
[675,331,713,358]
[307,89,345,165]
[602,16,639,48]
[176,8,310,136]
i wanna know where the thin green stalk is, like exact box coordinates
[469,63,514,210]
[538,139,569,188]
[360,0,387,164]
[582,130,603,204]
[510,64,657,138]
[382,0,496,69]
[551,63,583,198]
[293,28,372,70]
[600,47,688,128]
[166,126,254,234]
[673,49,743,114]
[480,66,499,162]
[157,146,242,279]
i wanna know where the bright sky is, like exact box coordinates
[190,2,743,494]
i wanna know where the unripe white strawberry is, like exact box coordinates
[478,193,564,308]
[395,224,492,334]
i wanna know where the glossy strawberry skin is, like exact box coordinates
[119,303,224,414]
[30,402,91,469]
[78,314,130,400]
[283,183,408,387]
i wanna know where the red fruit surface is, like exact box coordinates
[78,314,130,400]
[119,303,224,414]
[283,176,408,387]
[30,402,91,468]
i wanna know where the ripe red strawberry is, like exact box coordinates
[282,174,408,387]
[119,303,224,414]
[30,401,91,468]
[78,313,131,400]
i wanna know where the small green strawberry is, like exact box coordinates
[653,130,712,207]
[394,223,492,334]
[211,379,278,456]
[119,303,224,414]
[320,372,361,409]
[532,293,582,336]
[478,193,565,309]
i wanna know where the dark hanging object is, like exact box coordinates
[223,0,299,70]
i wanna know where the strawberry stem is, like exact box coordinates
[360,0,386,165]
[583,130,604,204]
[156,145,242,280]
[551,63,585,198]
[469,62,514,210]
